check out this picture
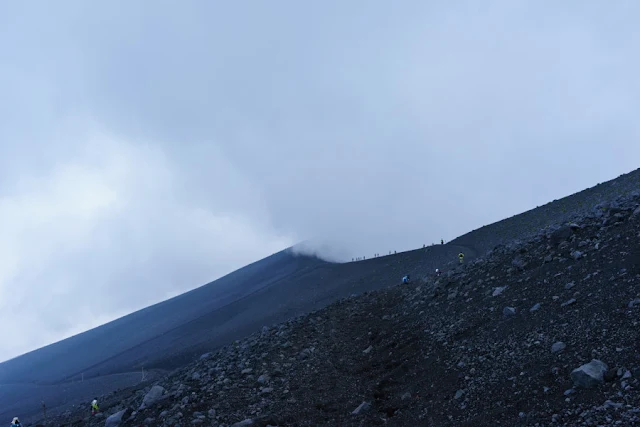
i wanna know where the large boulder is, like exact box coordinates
[570,359,608,388]
[104,408,132,427]
[139,385,166,409]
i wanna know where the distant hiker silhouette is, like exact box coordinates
[458,253,465,263]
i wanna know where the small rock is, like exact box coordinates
[564,282,575,290]
[231,419,254,427]
[503,307,516,317]
[551,342,566,353]
[604,400,623,409]
[352,401,372,415]
[454,389,465,400]
[363,345,373,354]
[629,298,640,308]
[571,359,608,388]
[561,298,576,307]
[492,286,507,297]
[529,303,541,312]
[571,250,583,260]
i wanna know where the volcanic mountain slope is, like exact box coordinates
[48,190,640,426]
[0,240,474,421]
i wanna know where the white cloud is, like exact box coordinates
[2,0,640,361]
[0,123,293,361]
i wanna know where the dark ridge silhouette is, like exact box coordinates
[1,167,638,421]
[0,248,328,384]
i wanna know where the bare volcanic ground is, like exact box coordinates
[46,195,640,425]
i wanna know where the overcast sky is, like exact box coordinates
[1,0,639,362]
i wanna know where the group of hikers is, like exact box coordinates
[401,251,465,284]
[10,398,99,426]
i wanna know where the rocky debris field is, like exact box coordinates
[45,192,640,427]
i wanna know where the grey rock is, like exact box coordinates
[604,400,623,409]
[352,401,372,415]
[105,408,132,427]
[571,250,583,260]
[231,419,254,426]
[564,281,575,290]
[454,389,465,400]
[529,303,541,312]
[629,298,640,308]
[139,385,165,409]
[561,298,576,307]
[492,286,507,297]
[570,359,608,388]
[551,342,566,353]
[503,307,516,317]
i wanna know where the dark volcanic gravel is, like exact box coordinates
[44,190,640,426]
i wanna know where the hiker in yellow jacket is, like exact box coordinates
[91,398,99,415]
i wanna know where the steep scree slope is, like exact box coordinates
[50,191,640,426]
[451,168,640,254]
[0,244,474,421]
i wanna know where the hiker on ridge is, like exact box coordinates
[458,253,465,263]
[91,398,99,415]
[11,417,22,427]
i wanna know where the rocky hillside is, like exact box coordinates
[451,168,640,254]
[43,191,640,425]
